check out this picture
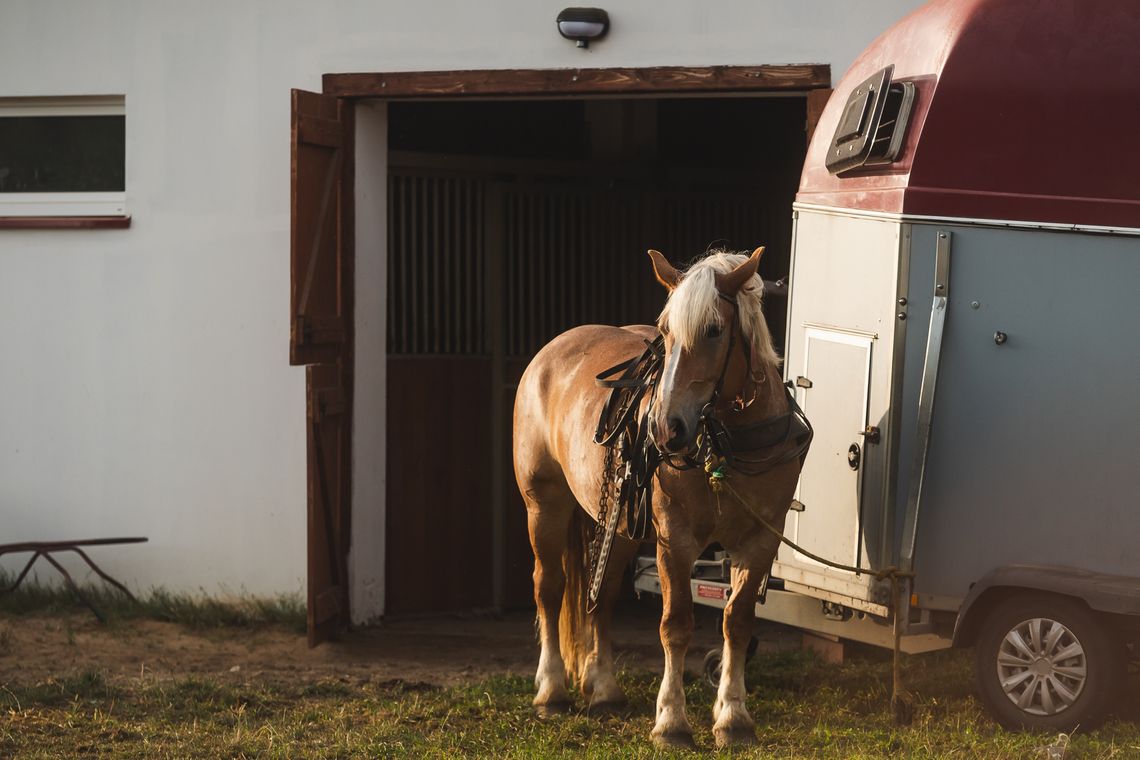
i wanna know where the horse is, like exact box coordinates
[512,246,808,748]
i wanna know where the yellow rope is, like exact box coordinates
[710,468,915,725]
[711,473,912,583]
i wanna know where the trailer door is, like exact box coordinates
[794,327,872,568]
[776,208,904,614]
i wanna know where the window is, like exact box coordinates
[0,96,125,217]
[825,66,914,176]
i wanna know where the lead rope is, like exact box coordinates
[709,468,916,725]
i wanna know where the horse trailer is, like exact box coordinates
[636,0,1140,730]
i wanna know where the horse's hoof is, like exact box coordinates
[713,723,758,749]
[586,698,627,717]
[651,730,697,750]
[533,699,573,718]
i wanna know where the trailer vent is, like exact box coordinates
[826,65,915,175]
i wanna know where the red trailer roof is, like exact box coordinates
[798,0,1140,229]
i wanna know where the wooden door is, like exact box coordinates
[305,363,351,645]
[291,89,354,645]
[291,89,352,366]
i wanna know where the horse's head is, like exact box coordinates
[648,247,779,454]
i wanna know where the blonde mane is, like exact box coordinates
[657,250,781,369]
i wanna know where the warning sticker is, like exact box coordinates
[696,584,726,600]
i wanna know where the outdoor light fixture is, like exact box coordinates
[557,8,609,48]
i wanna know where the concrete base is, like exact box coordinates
[801,631,844,664]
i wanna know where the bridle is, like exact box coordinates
[651,292,812,476]
[591,290,812,525]
[585,293,813,610]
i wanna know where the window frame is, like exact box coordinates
[0,95,127,219]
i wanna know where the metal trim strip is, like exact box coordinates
[792,202,1140,236]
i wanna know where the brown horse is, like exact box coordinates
[512,247,804,748]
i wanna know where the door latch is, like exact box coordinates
[860,425,881,444]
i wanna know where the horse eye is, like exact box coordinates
[705,324,723,339]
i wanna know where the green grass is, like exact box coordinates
[2,580,1136,756]
[0,571,305,632]
[2,648,1138,758]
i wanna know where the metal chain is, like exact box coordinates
[587,376,645,613]
[586,437,623,613]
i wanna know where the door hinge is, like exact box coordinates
[293,315,346,347]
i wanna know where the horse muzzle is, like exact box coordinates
[653,413,697,454]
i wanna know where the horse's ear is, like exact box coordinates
[715,246,765,296]
[647,249,681,291]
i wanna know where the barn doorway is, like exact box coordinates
[383,94,810,615]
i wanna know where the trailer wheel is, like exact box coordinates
[974,593,1124,731]
[703,649,723,689]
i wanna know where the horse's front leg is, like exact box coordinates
[651,535,700,748]
[712,563,766,747]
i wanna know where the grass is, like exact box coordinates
[2,581,1137,756]
[2,648,1139,758]
[0,571,306,632]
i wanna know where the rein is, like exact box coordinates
[586,336,665,610]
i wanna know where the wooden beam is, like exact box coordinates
[0,216,131,229]
[323,64,830,99]
[805,87,833,146]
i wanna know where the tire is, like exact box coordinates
[704,637,756,689]
[703,648,723,689]
[974,593,1125,731]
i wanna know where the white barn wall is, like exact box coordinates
[0,1,924,599]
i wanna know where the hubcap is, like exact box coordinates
[997,617,1087,716]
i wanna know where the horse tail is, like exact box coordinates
[559,506,592,689]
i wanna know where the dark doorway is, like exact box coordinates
[384,95,807,615]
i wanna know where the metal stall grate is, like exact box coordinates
[387,172,486,356]
[504,185,658,358]
[388,171,782,359]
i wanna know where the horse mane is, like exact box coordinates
[657,249,781,369]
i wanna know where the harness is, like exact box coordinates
[585,295,813,611]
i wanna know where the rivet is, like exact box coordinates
[971,301,980,310]
[897,312,907,321]
[897,297,907,306]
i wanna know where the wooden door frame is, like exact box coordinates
[324,64,829,99]
[321,63,831,619]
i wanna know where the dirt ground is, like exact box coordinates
[0,599,799,689]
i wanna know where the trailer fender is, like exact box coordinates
[952,564,1140,647]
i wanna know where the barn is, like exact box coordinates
[0,1,926,642]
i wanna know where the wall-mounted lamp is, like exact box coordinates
[557,8,610,48]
